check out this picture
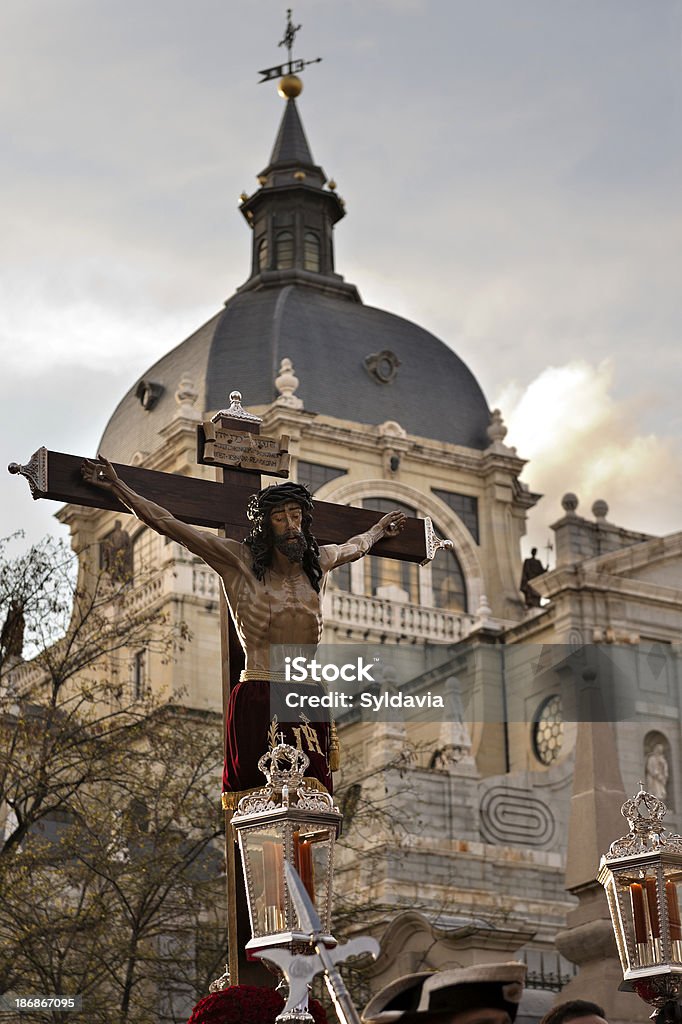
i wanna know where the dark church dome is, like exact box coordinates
[99,88,491,463]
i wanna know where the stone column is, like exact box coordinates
[554,674,649,1022]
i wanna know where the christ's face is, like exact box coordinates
[270,502,303,537]
[269,501,306,563]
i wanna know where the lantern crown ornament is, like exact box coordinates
[608,786,682,859]
[599,785,682,1017]
[236,739,338,815]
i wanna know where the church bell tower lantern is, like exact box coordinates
[237,10,352,295]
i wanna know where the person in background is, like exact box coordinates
[539,1000,608,1024]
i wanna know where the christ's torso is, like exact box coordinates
[220,548,328,677]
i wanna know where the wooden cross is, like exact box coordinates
[8,390,447,985]
[8,446,430,562]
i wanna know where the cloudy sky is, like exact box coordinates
[2,0,681,559]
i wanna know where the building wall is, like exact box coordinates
[53,368,682,1015]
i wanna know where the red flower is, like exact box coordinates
[186,985,328,1024]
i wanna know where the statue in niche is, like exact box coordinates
[101,519,133,583]
[645,742,669,801]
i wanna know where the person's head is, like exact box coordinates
[245,481,322,591]
[531,547,538,557]
[539,999,607,1024]
[362,962,526,1024]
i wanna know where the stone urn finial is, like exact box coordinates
[174,374,201,421]
[592,499,609,522]
[487,408,508,445]
[275,357,303,409]
[561,492,579,515]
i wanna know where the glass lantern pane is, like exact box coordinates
[312,836,333,929]
[239,826,287,937]
[604,878,629,973]
[629,877,656,967]
[616,867,679,972]
[664,871,682,963]
[292,827,334,931]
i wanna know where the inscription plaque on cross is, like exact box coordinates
[9,388,452,985]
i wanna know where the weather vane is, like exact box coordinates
[258,8,322,84]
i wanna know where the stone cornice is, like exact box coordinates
[580,530,682,576]
[532,564,682,609]
[263,410,533,480]
[479,448,528,476]
[257,406,317,436]
[550,512,653,549]
[502,604,556,643]
[56,502,99,526]
[213,405,538,497]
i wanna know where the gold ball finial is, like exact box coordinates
[278,74,303,99]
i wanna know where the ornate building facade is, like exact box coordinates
[55,77,682,1024]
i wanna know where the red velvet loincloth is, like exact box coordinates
[222,679,332,798]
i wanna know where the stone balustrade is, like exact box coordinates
[123,561,476,643]
[324,590,476,643]
[121,574,165,613]
[192,565,219,599]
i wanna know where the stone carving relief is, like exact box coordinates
[364,350,401,385]
[480,785,556,848]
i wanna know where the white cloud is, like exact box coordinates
[496,360,682,556]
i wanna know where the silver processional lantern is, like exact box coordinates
[231,740,342,957]
[599,785,682,1015]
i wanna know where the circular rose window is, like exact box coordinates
[533,694,564,765]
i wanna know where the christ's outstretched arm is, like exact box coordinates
[319,509,407,572]
[82,456,244,574]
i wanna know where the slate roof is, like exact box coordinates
[99,284,491,464]
[268,98,315,168]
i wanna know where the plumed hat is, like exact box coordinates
[362,962,526,1023]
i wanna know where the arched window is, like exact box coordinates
[132,526,156,581]
[298,461,350,592]
[358,497,468,611]
[303,231,321,272]
[431,547,468,612]
[257,237,268,271]
[363,498,419,604]
[275,231,294,270]
[297,461,347,495]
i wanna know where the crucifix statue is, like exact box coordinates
[9,389,451,984]
[80,457,406,801]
